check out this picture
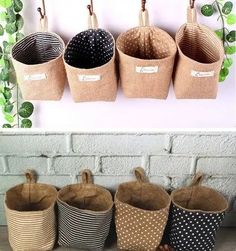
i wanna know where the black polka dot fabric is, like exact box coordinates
[170,204,225,251]
[64,29,114,69]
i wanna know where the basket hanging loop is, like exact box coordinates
[190,172,204,187]
[25,170,36,184]
[139,0,150,26]
[87,0,99,29]
[134,167,148,183]
[37,0,48,31]
[187,0,197,23]
[81,169,93,184]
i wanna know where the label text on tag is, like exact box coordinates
[24,73,47,81]
[79,75,101,82]
[136,66,159,74]
[191,70,215,78]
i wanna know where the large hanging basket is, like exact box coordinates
[64,12,117,102]
[173,5,224,99]
[169,173,229,251]
[117,9,177,99]
[12,16,66,101]
[4,170,57,251]
[115,167,171,251]
[57,169,113,250]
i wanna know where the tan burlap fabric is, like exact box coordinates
[173,7,224,99]
[115,167,171,251]
[5,170,57,251]
[117,10,177,99]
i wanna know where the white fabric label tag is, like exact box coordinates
[136,66,159,74]
[78,75,101,82]
[191,70,215,78]
[24,73,47,81]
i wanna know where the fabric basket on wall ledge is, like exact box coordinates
[115,167,171,251]
[173,4,224,99]
[169,173,229,251]
[57,169,113,250]
[11,13,66,101]
[4,170,57,251]
[64,9,117,102]
[116,8,177,99]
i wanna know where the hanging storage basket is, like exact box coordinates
[64,6,117,102]
[169,173,229,251]
[4,170,57,251]
[57,169,113,250]
[115,167,171,251]
[173,2,224,99]
[11,5,66,101]
[116,5,177,99]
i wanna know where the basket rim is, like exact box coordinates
[171,185,229,214]
[11,31,65,67]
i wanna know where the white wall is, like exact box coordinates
[21,0,236,129]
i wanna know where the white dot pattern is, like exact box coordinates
[170,205,225,251]
[65,28,114,69]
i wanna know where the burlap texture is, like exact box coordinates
[12,31,66,101]
[4,170,57,251]
[173,7,224,99]
[115,167,171,251]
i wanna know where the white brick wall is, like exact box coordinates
[0,132,235,226]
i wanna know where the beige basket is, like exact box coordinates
[173,5,224,99]
[12,14,66,101]
[64,11,117,102]
[4,170,57,251]
[117,9,177,99]
[115,167,171,251]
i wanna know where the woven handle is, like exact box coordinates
[40,16,48,32]
[81,169,93,184]
[187,6,197,23]
[139,9,150,27]
[88,12,99,29]
[190,172,204,186]
[134,167,148,183]
[25,170,36,184]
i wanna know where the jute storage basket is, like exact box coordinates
[4,170,57,251]
[57,169,113,250]
[12,9,66,101]
[173,3,224,99]
[64,7,117,102]
[115,167,171,251]
[116,7,177,99]
[169,173,229,251]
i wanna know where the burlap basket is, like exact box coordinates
[64,8,117,102]
[12,9,66,101]
[57,169,113,250]
[116,8,176,99]
[115,167,171,251]
[4,170,57,251]
[173,4,224,99]
[169,173,229,251]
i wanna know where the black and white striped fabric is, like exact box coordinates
[64,28,114,69]
[57,200,113,250]
[12,32,64,65]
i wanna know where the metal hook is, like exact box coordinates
[190,0,195,9]
[87,0,94,16]
[37,0,46,18]
[141,0,146,12]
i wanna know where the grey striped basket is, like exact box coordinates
[57,169,113,250]
[4,170,57,251]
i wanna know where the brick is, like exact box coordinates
[0,134,67,155]
[37,175,72,188]
[101,156,142,175]
[172,134,236,154]
[150,156,192,175]
[7,157,48,174]
[197,157,236,175]
[0,211,6,225]
[0,158,5,173]
[0,195,4,211]
[72,134,166,155]
[0,176,25,193]
[149,176,171,189]
[53,156,95,175]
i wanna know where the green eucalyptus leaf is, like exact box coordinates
[223,58,233,68]
[13,0,23,12]
[0,95,6,105]
[215,29,224,40]
[201,4,214,16]
[3,87,12,99]
[6,7,16,23]
[18,102,34,118]
[3,58,10,69]
[3,41,10,54]
[226,30,236,42]
[222,1,233,15]
[0,0,13,8]
[225,45,236,54]
[15,14,23,30]
[0,12,7,21]
[4,113,14,123]
[21,118,32,128]
[4,102,13,113]
[227,14,236,25]
[0,46,2,60]
[0,24,4,35]
[8,33,15,43]
[0,68,10,81]
[5,22,17,34]
[220,67,229,79]
[2,123,12,128]
[16,32,24,41]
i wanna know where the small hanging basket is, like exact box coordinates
[170,173,229,251]
[173,4,224,99]
[115,167,171,251]
[64,8,117,102]
[4,170,57,251]
[57,169,113,250]
[116,7,177,99]
[12,8,66,101]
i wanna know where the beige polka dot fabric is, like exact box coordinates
[116,10,177,99]
[115,168,171,251]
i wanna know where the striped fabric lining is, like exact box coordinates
[57,200,113,250]
[12,32,64,65]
